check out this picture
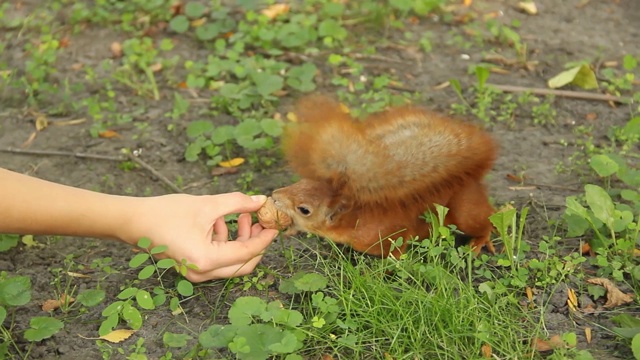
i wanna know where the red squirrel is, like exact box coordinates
[258,94,498,258]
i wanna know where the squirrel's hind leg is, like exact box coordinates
[444,180,496,254]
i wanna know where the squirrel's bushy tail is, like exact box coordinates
[281,95,498,207]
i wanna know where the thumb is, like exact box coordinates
[210,192,267,214]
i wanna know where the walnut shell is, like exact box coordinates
[257,197,292,230]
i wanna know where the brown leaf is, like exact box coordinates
[585,327,592,344]
[581,242,593,255]
[321,355,335,360]
[210,167,239,176]
[585,112,598,121]
[506,173,524,182]
[586,278,634,308]
[481,343,492,358]
[149,62,163,73]
[42,294,75,312]
[71,63,84,71]
[59,36,71,48]
[170,2,184,15]
[98,130,122,139]
[261,4,290,19]
[532,334,566,352]
[110,42,123,58]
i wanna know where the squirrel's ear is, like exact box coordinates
[326,196,354,223]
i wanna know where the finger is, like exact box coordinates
[208,192,267,214]
[212,217,228,242]
[205,228,278,268]
[207,254,266,280]
[184,247,267,282]
[236,213,253,241]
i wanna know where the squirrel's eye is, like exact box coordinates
[297,206,311,216]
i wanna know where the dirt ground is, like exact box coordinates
[1,0,639,359]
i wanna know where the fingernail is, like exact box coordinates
[251,195,267,203]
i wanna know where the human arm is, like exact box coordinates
[0,167,278,282]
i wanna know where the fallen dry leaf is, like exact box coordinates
[59,36,71,48]
[506,173,524,182]
[79,329,137,343]
[586,278,634,308]
[218,157,245,168]
[42,294,75,312]
[532,334,568,352]
[190,18,206,28]
[517,2,538,15]
[210,167,239,176]
[98,130,122,139]
[100,329,136,343]
[321,355,335,360]
[67,271,91,278]
[526,286,534,302]
[71,63,84,71]
[567,288,578,311]
[110,42,123,58]
[170,2,184,15]
[149,62,163,73]
[581,242,593,256]
[35,115,49,131]
[463,0,473,6]
[481,343,492,358]
[261,4,290,19]
[585,112,598,121]
[585,327,592,344]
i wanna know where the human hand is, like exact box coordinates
[120,192,278,282]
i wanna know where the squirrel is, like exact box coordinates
[258,94,498,259]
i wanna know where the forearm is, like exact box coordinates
[0,168,137,243]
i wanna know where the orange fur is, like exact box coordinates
[272,94,498,258]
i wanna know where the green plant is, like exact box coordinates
[184,116,283,166]
[198,296,307,359]
[100,238,197,336]
[112,37,176,100]
[0,274,38,358]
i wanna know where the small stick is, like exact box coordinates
[0,147,124,161]
[525,182,581,192]
[126,154,182,193]
[1,147,183,193]
[486,83,629,103]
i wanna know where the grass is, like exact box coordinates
[1,0,640,359]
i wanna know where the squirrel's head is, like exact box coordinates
[271,179,352,235]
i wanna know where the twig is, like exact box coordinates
[126,154,182,193]
[0,147,124,161]
[1,147,183,193]
[486,83,630,103]
[525,182,581,192]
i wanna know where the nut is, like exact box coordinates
[257,197,292,230]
